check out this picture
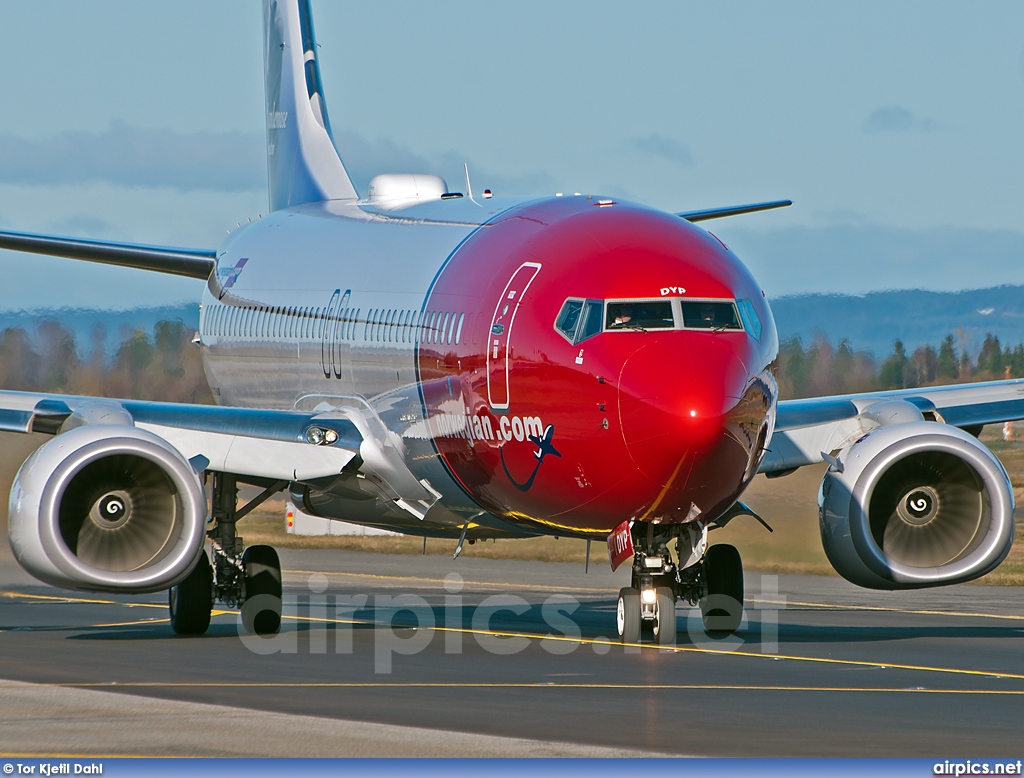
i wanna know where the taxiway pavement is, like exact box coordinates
[2,543,1023,757]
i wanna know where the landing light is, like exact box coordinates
[305,426,339,446]
[689,410,697,417]
[641,587,657,605]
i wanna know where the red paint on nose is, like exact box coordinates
[618,336,749,490]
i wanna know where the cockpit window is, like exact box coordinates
[606,301,674,330]
[737,298,762,341]
[558,296,749,345]
[555,299,584,341]
[555,298,604,344]
[680,301,742,330]
[579,300,604,341]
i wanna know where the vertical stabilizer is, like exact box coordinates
[263,0,358,211]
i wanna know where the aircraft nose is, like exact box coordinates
[618,336,750,489]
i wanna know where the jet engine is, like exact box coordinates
[8,424,207,593]
[818,421,1014,589]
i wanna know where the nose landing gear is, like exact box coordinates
[614,522,744,645]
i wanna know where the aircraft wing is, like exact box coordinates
[0,390,440,519]
[0,228,216,280]
[677,199,792,222]
[760,378,1024,475]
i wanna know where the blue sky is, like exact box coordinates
[1,1,1023,310]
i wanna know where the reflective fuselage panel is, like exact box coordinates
[199,195,779,537]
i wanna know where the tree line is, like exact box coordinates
[779,332,1024,400]
[1,317,1022,405]
[0,318,213,403]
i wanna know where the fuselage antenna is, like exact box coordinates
[464,162,475,202]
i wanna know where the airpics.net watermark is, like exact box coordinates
[236,572,786,673]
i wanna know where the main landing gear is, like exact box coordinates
[614,523,744,645]
[169,472,286,636]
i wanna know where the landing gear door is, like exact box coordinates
[487,262,541,410]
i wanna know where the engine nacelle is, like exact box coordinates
[818,421,1014,589]
[8,425,207,593]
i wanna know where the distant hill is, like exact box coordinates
[769,285,1024,358]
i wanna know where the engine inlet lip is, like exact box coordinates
[848,429,1014,586]
[35,428,206,591]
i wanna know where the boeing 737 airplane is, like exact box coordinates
[1,0,1022,643]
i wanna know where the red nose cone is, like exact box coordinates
[618,337,749,490]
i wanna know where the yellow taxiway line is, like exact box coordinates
[4,588,1024,683]
[752,597,1024,622]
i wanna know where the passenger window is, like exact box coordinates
[681,301,742,331]
[737,299,762,341]
[606,301,674,330]
[455,312,465,345]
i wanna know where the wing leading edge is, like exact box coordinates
[0,228,216,280]
[677,199,792,222]
[0,389,444,523]
[762,378,1024,475]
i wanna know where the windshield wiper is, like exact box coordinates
[609,322,648,333]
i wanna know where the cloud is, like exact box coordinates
[0,122,265,191]
[333,131,437,193]
[862,105,935,134]
[629,134,694,167]
[334,130,555,197]
[0,122,556,199]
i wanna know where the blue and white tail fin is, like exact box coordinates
[263,0,358,211]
